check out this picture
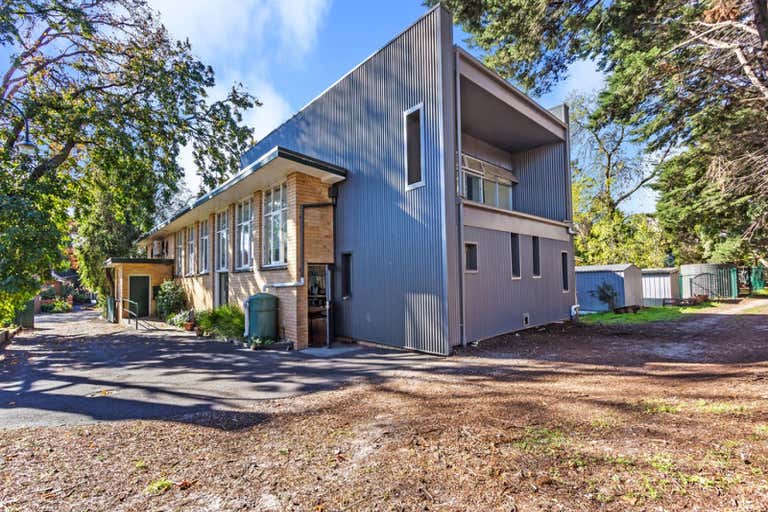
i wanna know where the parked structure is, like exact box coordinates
[641,267,681,306]
[680,263,738,299]
[576,264,643,312]
[107,7,576,354]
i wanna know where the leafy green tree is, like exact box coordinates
[1,0,258,316]
[431,0,768,254]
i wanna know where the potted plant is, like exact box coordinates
[183,310,195,331]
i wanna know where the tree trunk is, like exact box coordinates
[753,0,768,52]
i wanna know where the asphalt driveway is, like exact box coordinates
[0,310,433,428]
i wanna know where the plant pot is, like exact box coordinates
[183,321,195,331]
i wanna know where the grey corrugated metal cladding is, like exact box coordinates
[241,8,453,355]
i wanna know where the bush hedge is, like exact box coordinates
[196,304,245,340]
[156,280,187,320]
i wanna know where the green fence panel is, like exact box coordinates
[751,266,766,291]
[729,268,739,298]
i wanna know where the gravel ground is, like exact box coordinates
[1,299,767,511]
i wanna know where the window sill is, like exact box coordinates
[198,271,210,276]
[532,275,542,279]
[464,270,479,274]
[405,181,425,191]
[260,265,288,272]
[511,276,522,281]
[233,267,254,274]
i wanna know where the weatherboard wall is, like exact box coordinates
[239,7,452,354]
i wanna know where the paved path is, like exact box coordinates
[0,311,432,428]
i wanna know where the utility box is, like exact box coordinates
[246,293,278,341]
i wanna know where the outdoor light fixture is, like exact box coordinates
[1,98,37,155]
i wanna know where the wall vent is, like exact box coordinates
[522,313,530,327]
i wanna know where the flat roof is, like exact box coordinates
[104,258,174,267]
[576,264,636,273]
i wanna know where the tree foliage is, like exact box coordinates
[433,0,768,257]
[1,0,257,315]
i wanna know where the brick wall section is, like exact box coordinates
[146,172,333,349]
[114,262,173,324]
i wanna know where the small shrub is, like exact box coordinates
[196,309,213,333]
[39,287,57,300]
[156,280,187,320]
[591,281,619,310]
[167,310,192,327]
[196,304,245,340]
[41,298,72,314]
[145,478,174,495]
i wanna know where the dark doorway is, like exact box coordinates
[217,272,229,306]
[308,264,332,347]
[129,276,150,317]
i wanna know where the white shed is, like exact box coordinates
[641,268,681,306]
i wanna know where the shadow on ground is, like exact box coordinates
[1,301,766,429]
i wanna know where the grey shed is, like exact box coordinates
[641,267,681,306]
[576,264,643,312]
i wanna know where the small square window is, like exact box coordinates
[464,243,478,272]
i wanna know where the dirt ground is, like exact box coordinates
[2,299,768,511]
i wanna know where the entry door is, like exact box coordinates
[129,276,150,317]
[217,272,229,306]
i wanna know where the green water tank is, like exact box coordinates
[247,293,278,341]
[16,300,34,328]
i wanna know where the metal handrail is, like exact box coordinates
[121,298,139,329]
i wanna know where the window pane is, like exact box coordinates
[406,108,422,186]
[561,252,569,291]
[272,213,280,263]
[465,244,478,272]
[280,184,287,208]
[511,233,520,278]
[498,182,512,210]
[483,179,497,207]
[342,253,352,298]
[532,236,541,276]
[465,173,482,202]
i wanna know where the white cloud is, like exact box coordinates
[146,0,331,191]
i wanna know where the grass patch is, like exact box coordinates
[513,427,565,454]
[750,288,768,297]
[640,399,681,414]
[754,424,768,437]
[145,478,174,495]
[581,302,714,325]
[693,400,748,415]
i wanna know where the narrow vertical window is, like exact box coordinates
[404,103,423,189]
[199,220,209,273]
[561,251,569,291]
[263,184,287,266]
[532,236,541,277]
[235,199,253,269]
[510,233,521,279]
[175,231,183,276]
[186,226,195,275]
[341,253,352,299]
[216,211,229,271]
[464,243,478,272]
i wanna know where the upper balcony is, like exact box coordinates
[456,49,571,224]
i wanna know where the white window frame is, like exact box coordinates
[464,241,479,273]
[175,231,183,276]
[403,102,425,191]
[263,183,288,267]
[215,210,229,271]
[235,198,253,270]
[186,225,195,276]
[198,220,209,274]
